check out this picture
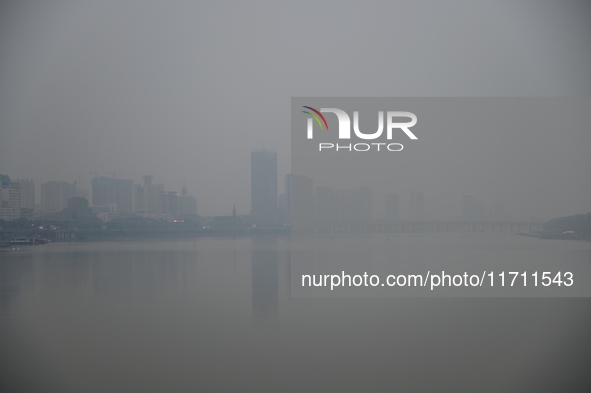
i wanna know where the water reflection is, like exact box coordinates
[0,252,34,314]
[252,249,279,317]
[0,237,590,393]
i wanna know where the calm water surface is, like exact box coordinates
[1,233,590,392]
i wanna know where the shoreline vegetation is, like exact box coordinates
[539,212,591,241]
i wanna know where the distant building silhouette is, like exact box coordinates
[251,150,277,226]
[354,185,373,224]
[410,191,424,222]
[162,191,178,216]
[336,188,353,224]
[385,194,400,223]
[15,179,35,211]
[133,175,148,213]
[53,197,98,221]
[0,175,21,220]
[134,175,164,214]
[91,176,133,213]
[316,186,337,223]
[286,174,314,229]
[178,183,197,218]
[41,180,76,213]
[289,179,375,227]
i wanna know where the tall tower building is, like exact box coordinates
[251,150,277,226]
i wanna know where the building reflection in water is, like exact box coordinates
[251,247,279,317]
[250,236,293,319]
[0,254,34,314]
[1,239,292,321]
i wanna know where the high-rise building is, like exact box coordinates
[134,175,166,215]
[410,191,424,222]
[0,175,21,221]
[336,189,353,224]
[354,185,373,224]
[15,179,35,210]
[41,181,77,213]
[145,183,164,214]
[133,175,150,213]
[91,177,133,213]
[385,194,400,223]
[178,184,197,217]
[251,150,277,226]
[162,191,178,216]
[133,184,144,212]
[315,186,337,223]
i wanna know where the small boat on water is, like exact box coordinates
[11,236,34,245]
[8,236,49,245]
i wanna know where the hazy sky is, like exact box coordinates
[1,0,590,217]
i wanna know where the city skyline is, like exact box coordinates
[2,2,591,221]
[0,159,546,224]
[0,132,582,224]
[2,2,591,392]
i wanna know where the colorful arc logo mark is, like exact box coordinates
[302,106,329,130]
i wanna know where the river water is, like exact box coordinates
[1,233,590,392]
